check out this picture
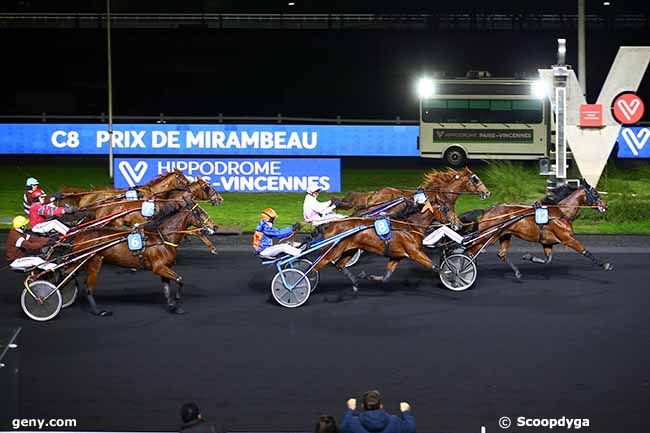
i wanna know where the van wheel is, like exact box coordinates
[444,147,467,168]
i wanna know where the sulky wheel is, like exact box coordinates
[21,280,62,322]
[271,268,311,308]
[439,253,477,291]
[288,259,320,293]
[344,249,363,268]
[59,277,79,309]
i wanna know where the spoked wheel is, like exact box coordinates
[60,278,79,309]
[21,280,62,322]
[288,259,320,292]
[439,253,477,291]
[344,249,363,268]
[271,269,311,308]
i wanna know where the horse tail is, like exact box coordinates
[459,209,484,234]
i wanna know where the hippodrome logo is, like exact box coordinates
[117,159,334,192]
[620,127,650,156]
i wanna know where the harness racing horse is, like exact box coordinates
[335,167,491,212]
[69,197,218,316]
[58,169,191,208]
[90,179,223,254]
[309,194,459,300]
[460,183,612,280]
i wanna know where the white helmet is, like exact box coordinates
[307,184,322,194]
[26,177,39,187]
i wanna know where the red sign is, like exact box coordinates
[580,104,603,127]
[612,93,645,125]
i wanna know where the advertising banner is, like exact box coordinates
[617,126,650,158]
[0,123,418,156]
[114,157,341,192]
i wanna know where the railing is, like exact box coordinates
[0,113,419,125]
[0,12,646,30]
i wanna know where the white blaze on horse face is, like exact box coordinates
[539,46,650,186]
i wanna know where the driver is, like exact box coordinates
[253,208,302,259]
[6,216,50,262]
[303,185,345,226]
[29,191,72,236]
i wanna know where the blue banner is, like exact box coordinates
[114,158,341,192]
[0,123,418,156]
[617,126,650,158]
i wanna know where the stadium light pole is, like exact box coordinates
[578,0,586,96]
[106,0,114,179]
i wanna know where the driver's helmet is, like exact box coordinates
[306,185,322,195]
[31,189,46,202]
[260,208,277,222]
[26,177,39,188]
[12,215,30,230]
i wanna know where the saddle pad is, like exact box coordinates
[374,218,392,241]
[141,201,155,218]
[127,233,144,251]
[125,190,139,201]
[535,207,549,225]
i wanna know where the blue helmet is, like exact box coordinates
[26,177,39,187]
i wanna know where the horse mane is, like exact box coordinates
[147,169,181,184]
[421,168,466,189]
[144,199,185,228]
[539,184,579,205]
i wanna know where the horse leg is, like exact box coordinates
[522,244,554,264]
[83,255,112,317]
[557,234,613,271]
[195,233,218,255]
[497,235,522,280]
[363,258,401,282]
[153,266,186,314]
[313,246,360,301]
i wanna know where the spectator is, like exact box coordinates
[179,402,220,433]
[339,390,415,433]
[315,415,339,433]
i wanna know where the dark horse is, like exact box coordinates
[460,183,613,279]
[69,196,218,316]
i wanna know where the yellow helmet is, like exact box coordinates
[12,215,30,230]
[260,208,277,221]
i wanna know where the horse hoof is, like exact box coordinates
[604,263,613,271]
[514,271,522,280]
[352,285,359,293]
[210,249,218,255]
[97,310,112,317]
[522,253,532,261]
[357,271,367,279]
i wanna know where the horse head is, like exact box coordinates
[582,182,608,213]
[182,197,218,235]
[194,177,224,206]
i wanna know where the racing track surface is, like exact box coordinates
[1,238,649,433]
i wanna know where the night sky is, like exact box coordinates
[1,1,649,121]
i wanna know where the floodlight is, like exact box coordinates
[531,80,548,99]
[416,77,435,99]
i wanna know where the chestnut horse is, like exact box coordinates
[308,194,458,299]
[88,179,223,254]
[460,183,612,279]
[70,197,217,316]
[335,167,491,212]
[58,169,190,208]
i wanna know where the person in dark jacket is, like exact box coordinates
[179,402,220,433]
[315,415,340,433]
[339,390,415,433]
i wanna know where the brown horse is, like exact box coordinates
[58,169,190,208]
[461,183,613,280]
[335,167,491,211]
[70,197,218,316]
[308,194,458,299]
